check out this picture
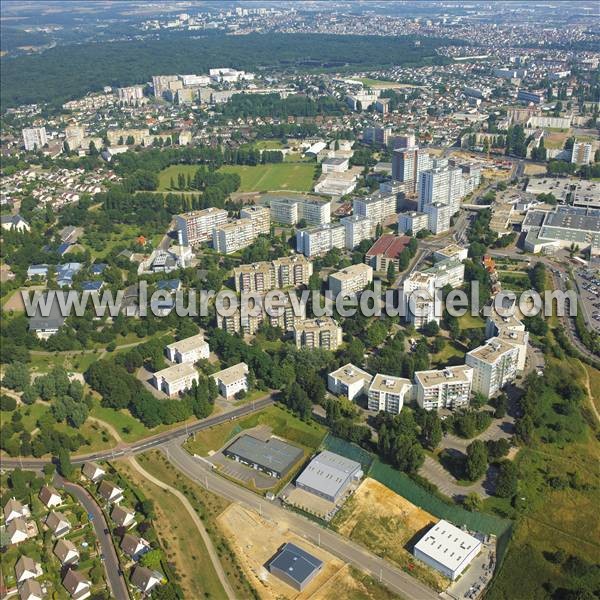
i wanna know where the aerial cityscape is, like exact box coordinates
[0,1,599,600]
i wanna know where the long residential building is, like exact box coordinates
[294,317,343,350]
[415,366,473,411]
[353,190,398,226]
[341,215,373,249]
[267,195,331,226]
[296,223,345,257]
[152,363,199,397]
[233,255,313,293]
[328,263,373,296]
[22,127,48,151]
[465,337,520,398]
[213,218,256,254]
[240,205,271,235]
[367,374,412,414]
[176,208,228,246]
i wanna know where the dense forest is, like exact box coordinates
[220,93,346,118]
[1,33,452,108]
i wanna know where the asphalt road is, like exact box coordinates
[0,395,275,469]
[56,475,129,600]
[163,441,440,600]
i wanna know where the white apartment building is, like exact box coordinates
[391,147,432,193]
[152,75,179,98]
[402,272,439,328]
[213,218,256,254]
[152,363,199,397]
[418,164,465,216]
[294,318,343,351]
[497,328,529,371]
[22,127,48,151]
[398,211,428,235]
[466,337,520,399]
[433,244,469,263]
[176,208,227,246]
[321,157,349,173]
[165,334,209,364]
[240,205,271,235]
[353,191,398,226]
[425,258,465,289]
[415,366,474,411]
[328,364,373,401]
[341,215,373,249]
[296,223,345,257]
[212,362,249,398]
[571,140,592,165]
[233,255,313,293]
[425,201,452,235]
[268,195,331,226]
[117,86,144,103]
[328,263,373,296]
[368,374,412,414]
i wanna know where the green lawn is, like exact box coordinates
[430,340,466,367]
[184,404,326,456]
[458,313,486,330]
[157,164,200,191]
[250,139,285,150]
[218,162,316,192]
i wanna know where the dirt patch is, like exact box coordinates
[332,478,448,591]
[217,504,343,600]
[4,286,44,311]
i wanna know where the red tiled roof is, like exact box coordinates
[366,235,411,259]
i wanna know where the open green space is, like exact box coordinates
[430,340,466,368]
[218,162,316,192]
[184,404,326,456]
[458,313,486,330]
[497,270,532,293]
[157,164,200,191]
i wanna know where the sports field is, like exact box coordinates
[218,162,315,192]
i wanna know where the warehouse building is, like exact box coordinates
[295,451,363,503]
[223,435,304,479]
[413,520,482,580]
[267,542,323,591]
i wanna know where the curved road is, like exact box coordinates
[56,475,129,600]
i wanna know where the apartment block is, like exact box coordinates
[152,363,199,397]
[22,127,48,151]
[213,219,256,254]
[497,329,529,371]
[106,128,148,146]
[152,75,179,98]
[117,86,144,103]
[328,263,373,296]
[353,191,398,226]
[415,366,474,411]
[327,364,373,401]
[368,374,412,414]
[212,362,248,399]
[175,208,228,246]
[296,223,345,257]
[425,201,451,235]
[165,334,209,364]
[398,211,428,235]
[433,244,469,263]
[391,147,432,193]
[233,255,313,293]
[268,195,331,226]
[341,215,373,249]
[240,205,271,235]
[294,318,343,351]
[466,337,520,398]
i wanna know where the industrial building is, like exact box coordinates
[413,520,482,581]
[223,435,303,479]
[295,451,363,503]
[267,543,323,591]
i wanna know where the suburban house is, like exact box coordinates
[82,462,105,483]
[27,291,68,339]
[121,534,151,561]
[54,538,80,565]
[1,214,30,232]
[62,569,91,600]
[130,565,163,594]
[111,505,136,529]
[26,264,49,280]
[45,511,71,537]
[14,556,42,583]
[97,481,124,504]
[7,517,29,545]
[4,498,30,523]
[18,579,44,600]
[39,485,62,508]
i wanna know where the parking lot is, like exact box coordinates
[446,538,496,600]
[574,267,600,331]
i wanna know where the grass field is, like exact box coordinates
[486,358,600,599]
[584,364,600,414]
[184,404,326,456]
[219,162,316,192]
[458,313,486,330]
[430,340,466,368]
[157,164,199,191]
[332,478,447,592]
[113,460,228,600]
[136,450,257,599]
[497,270,532,293]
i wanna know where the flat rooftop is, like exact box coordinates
[153,362,197,382]
[224,435,303,475]
[212,362,248,386]
[329,363,373,386]
[329,263,372,281]
[268,542,323,587]
[296,450,362,499]
[467,337,517,364]
[414,520,481,573]
[545,206,600,233]
[415,365,473,388]
[369,374,411,395]
[166,333,207,354]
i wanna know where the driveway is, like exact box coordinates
[56,476,129,600]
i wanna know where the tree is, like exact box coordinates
[515,414,534,445]
[57,448,74,479]
[2,362,30,391]
[463,492,482,511]
[0,395,17,411]
[495,460,518,498]
[421,321,439,337]
[465,440,488,481]
[387,261,396,283]
[422,412,442,450]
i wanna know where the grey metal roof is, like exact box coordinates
[268,543,323,585]
[224,435,303,475]
[28,291,67,332]
[295,450,362,498]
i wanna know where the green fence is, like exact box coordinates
[322,434,375,471]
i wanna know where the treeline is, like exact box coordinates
[1,33,451,107]
[220,93,346,119]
